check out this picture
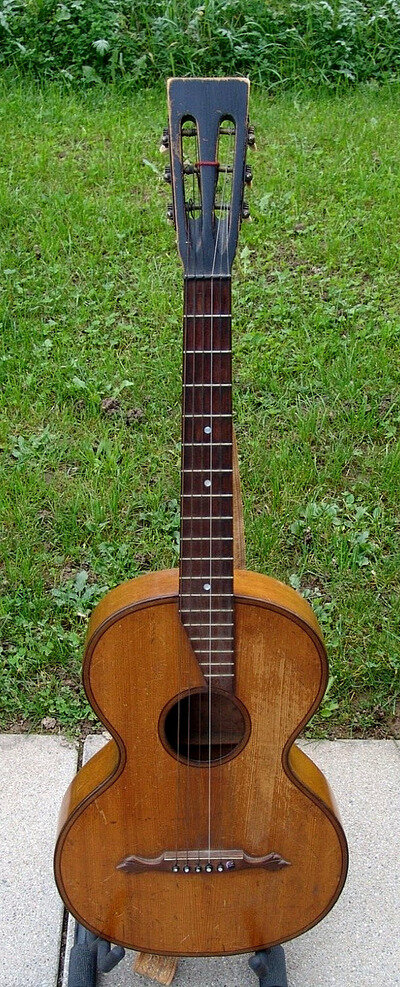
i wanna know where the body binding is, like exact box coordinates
[54,568,348,956]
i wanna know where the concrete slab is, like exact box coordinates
[285,740,400,986]
[0,734,78,987]
[61,737,400,986]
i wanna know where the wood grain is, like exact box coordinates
[180,278,234,692]
[55,568,348,957]
[134,953,178,985]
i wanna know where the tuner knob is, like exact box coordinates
[160,127,169,153]
[163,165,171,184]
[245,164,253,186]
[242,201,251,220]
[247,125,256,148]
[166,203,175,225]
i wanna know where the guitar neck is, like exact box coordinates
[179,276,234,692]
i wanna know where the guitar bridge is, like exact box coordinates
[117,849,290,875]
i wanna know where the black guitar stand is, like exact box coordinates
[67,921,288,987]
[67,922,125,986]
[249,947,288,987]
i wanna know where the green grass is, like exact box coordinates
[0,79,399,737]
[2,0,400,87]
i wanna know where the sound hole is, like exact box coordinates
[162,689,248,765]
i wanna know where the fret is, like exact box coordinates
[182,516,233,520]
[189,636,233,641]
[183,621,234,626]
[184,314,231,320]
[203,673,234,678]
[182,493,233,498]
[180,536,233,541]
[184,558,234,563]
[181,574,233,593]
[188,443,232,447]
[183,469,232,474]
[180,608,233,613]
[191,649,233,653]
[181,592,234,597]
[187,383,231,388]
[184,414,232,418]
[185,349,231,354]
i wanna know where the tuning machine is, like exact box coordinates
[166,203,175,226]
[241,201,251,221]
[160,127,169,153]
[245,164,253,187]
[163,165,171,184]
[247,124,256,149]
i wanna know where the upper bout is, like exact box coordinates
[234,569,324,646]
[86,567,324,654]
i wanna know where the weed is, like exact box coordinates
[1,1,400,86]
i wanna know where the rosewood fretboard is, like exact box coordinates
[179,277,234,692]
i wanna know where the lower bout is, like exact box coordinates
[58,826,346,956]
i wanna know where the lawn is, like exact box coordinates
[0,78,399,736]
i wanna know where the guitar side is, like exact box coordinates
[54,568,348,956]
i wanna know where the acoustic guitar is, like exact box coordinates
[55,77,348,957]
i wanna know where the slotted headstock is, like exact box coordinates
[166,77,251,277]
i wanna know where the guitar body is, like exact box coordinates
[55,568,347,956]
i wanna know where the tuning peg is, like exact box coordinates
[242,201,251,220]
[163,165,171,184]
[160,127,169,153]
[166,203,175,225]
[245,164,253,186]
[247,125,256,149]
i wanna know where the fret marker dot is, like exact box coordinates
[204,479,211,487]
[203,583,211,591]
[204,426,211,434]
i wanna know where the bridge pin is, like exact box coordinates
[217,864,224,872]
[183,865,191,873]
[205,863,213,873]
[195,865,202,873]
[172,864,180,872]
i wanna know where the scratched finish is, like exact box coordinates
[61,738,400,986]
[54,569,347,957]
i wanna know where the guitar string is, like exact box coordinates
[199,250,206,776]
[176,121,192,866]
[185,124,205,864]
[185,135,200,865]
[175,119,185,865]
[221,125,234,766]
[191,121,206,863]
[218,272,223,770]
[176,114,237,866]
[208,137,231,859]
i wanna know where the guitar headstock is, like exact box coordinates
[164,78,252,277]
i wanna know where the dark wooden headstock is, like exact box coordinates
[166,77,251,277]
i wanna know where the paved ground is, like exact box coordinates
[1,735,399,987]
